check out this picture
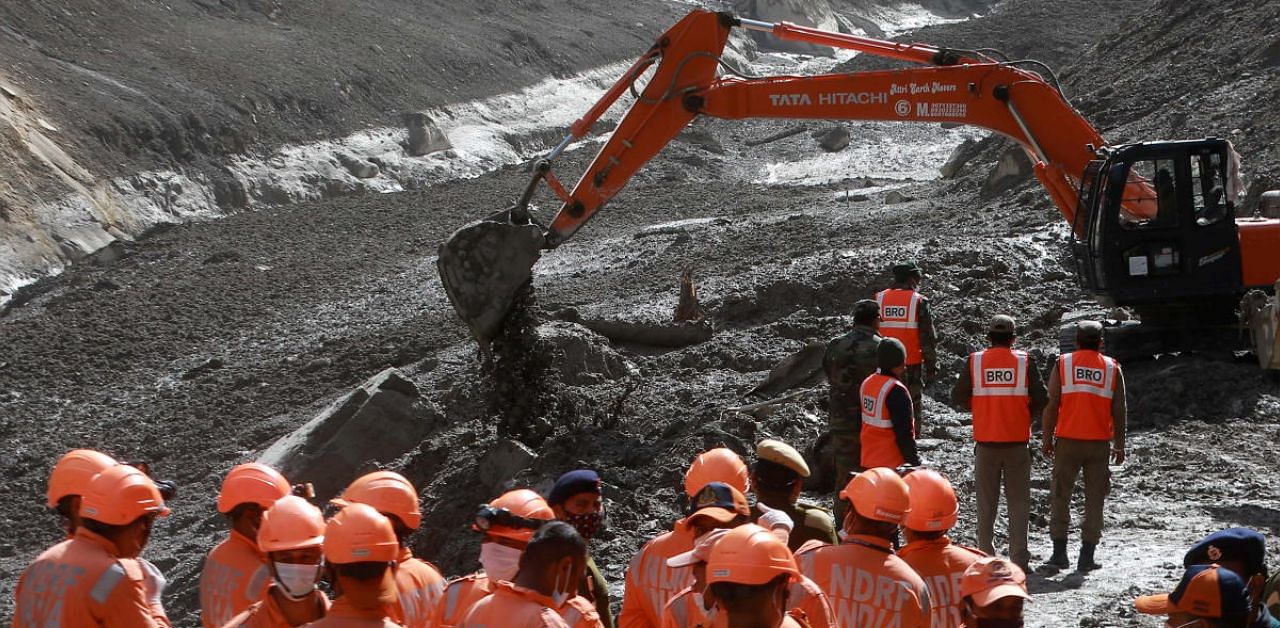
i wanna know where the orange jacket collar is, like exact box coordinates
[73,527,121,557]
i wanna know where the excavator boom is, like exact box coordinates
[437,9,1279,353]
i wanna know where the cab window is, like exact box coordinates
[1191,152,1229,226]
[1119,158,1179,230]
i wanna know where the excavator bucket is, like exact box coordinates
[437,212,546,347]
[1241,282,1280,371]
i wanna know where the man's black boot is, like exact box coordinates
[1047,538,1069,568]
[1078,542,1102,572]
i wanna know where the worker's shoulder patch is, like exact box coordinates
[116,558,145,582]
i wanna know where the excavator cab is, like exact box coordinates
[1072,138,1244,323]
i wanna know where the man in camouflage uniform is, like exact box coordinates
[822,299,882,525]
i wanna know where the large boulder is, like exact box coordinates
[258,368,432,498]
[981,145,1034,198]
[404,112,451,157]
[535,321,633,385]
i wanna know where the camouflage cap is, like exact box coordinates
[891,261,923,280]
[988,315,1017,334]
[853,299,880,318]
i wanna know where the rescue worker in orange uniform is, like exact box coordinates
[1042,321,1127,572]
[432,489,555,626]
[950,314,1047,570]
[958,557,1031,627]
[223,495,330,627]
[897,470,987,628]
[875,261,939,426]
[201,463,293,627]
[46,448,118,535]
[857,338,921,470]
[663,525,834,628]
[460,520,591,628]
[796,467,931,627]
[705,524,809,628]
[307,503,401,627]
[336,470,445,627]
[549,469,615,628]
[15,463,172,627]
[618,449,751,628]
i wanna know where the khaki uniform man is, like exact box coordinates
[1042,321,1127,572]
[749,439,837,552]
[950,315,1046,569]
[822,298,881,524]
[875,261,939,429]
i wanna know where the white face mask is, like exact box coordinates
[550,563,571,608]
[274,562,321,599]
[479,543,522,582]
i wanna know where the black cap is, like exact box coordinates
[1184,528,1268,579]
[892,261,923,281]
[1076,320,1104,342]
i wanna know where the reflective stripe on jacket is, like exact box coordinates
[875,289,923,364]
[860,374,911,469]
[1055,350,1117,440]
[970,348,1032,442]
[201,530,270,628]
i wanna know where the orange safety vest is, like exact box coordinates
[14,528,169,627]
[201,529,271,628]
[1055,350,1118,441]
[458,581,570,628]
[222,584,331,628]
[433,573,493,628]
[661,576,833,628]
[304,596,399,627]
[875,289,924,365]
[897,537,987,628]
[969,348,1032,442]
[860,373,912,469]
[618,525,697,628]
[796,535,931,628]
[391,551,447,627]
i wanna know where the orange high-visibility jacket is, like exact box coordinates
[1055,350,1118,441]
[875,289,924,365]
[433,573,494,628]
[897,537,987,628]
[796,535,931,628]
[14,528,170,627]
[560,594,606,628]
[220,583,331,628]
[969,348,1033,442]
[618,525,697,628]
[860,373,912,469]
[458,581,571,628]
[660,586,713,628]
[201,529,271,628]
[301,596,399,627]
[659,574,832,628]
[390,550,447,627]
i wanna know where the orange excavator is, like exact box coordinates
[437,9,1280,364]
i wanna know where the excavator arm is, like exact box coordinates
[437,9,1151,346]
[544,9,1124,245]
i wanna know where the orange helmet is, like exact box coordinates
[684,448,749,498]
[216,463,290,514]
[903,470,958,532]
[323,502,399,564]
[258,496,325,553]
[339,471,422,529]
[47,449,117,508]
[705,523,800,586]
[79,464,171,525]
[473,489,555,544]
[839,467,910,525]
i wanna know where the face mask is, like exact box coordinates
[564,511,606,540]
[274,562,321,599]
[550,563,571,608]
[479,543,522,582]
